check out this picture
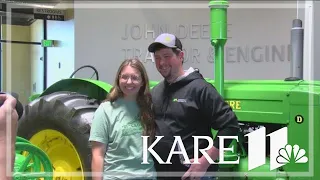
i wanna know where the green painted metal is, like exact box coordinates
[218,79,319,178]
[28,93,41,102]
[29,78,113,101]
[14,140,53,180]
[209,0,228,97]
[231,157,284,180]
[149,80,160,89]
[14,154,28,173]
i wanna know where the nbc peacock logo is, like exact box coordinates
[276,144,308,164]
[245,127,308,171]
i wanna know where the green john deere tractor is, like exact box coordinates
[13,0,319,180]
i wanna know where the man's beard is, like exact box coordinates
[163,71,176,83]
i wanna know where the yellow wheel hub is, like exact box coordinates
[29,129,85,180]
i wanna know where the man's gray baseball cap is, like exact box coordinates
[148,33,183,53]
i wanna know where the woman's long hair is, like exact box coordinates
[106,58,155,143]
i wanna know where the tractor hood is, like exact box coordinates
[203,79,320,124]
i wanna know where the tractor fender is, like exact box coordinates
[29,78,113,102]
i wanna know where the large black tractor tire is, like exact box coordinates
[17,91,100,180]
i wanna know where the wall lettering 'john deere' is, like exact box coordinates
[226,100,241,110]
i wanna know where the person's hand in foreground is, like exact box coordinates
[0,94,18,180]
[182,147,220,180]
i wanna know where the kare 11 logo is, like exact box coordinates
[142,127,309,171]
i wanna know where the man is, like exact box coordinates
[0,93,19,180]
[148,33,240,180]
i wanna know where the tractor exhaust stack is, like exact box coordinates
[290,18,304,80]
[209,0,228,97]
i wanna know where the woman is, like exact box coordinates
[89,59,156,180]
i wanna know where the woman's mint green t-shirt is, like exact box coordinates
[89,98,156,180]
